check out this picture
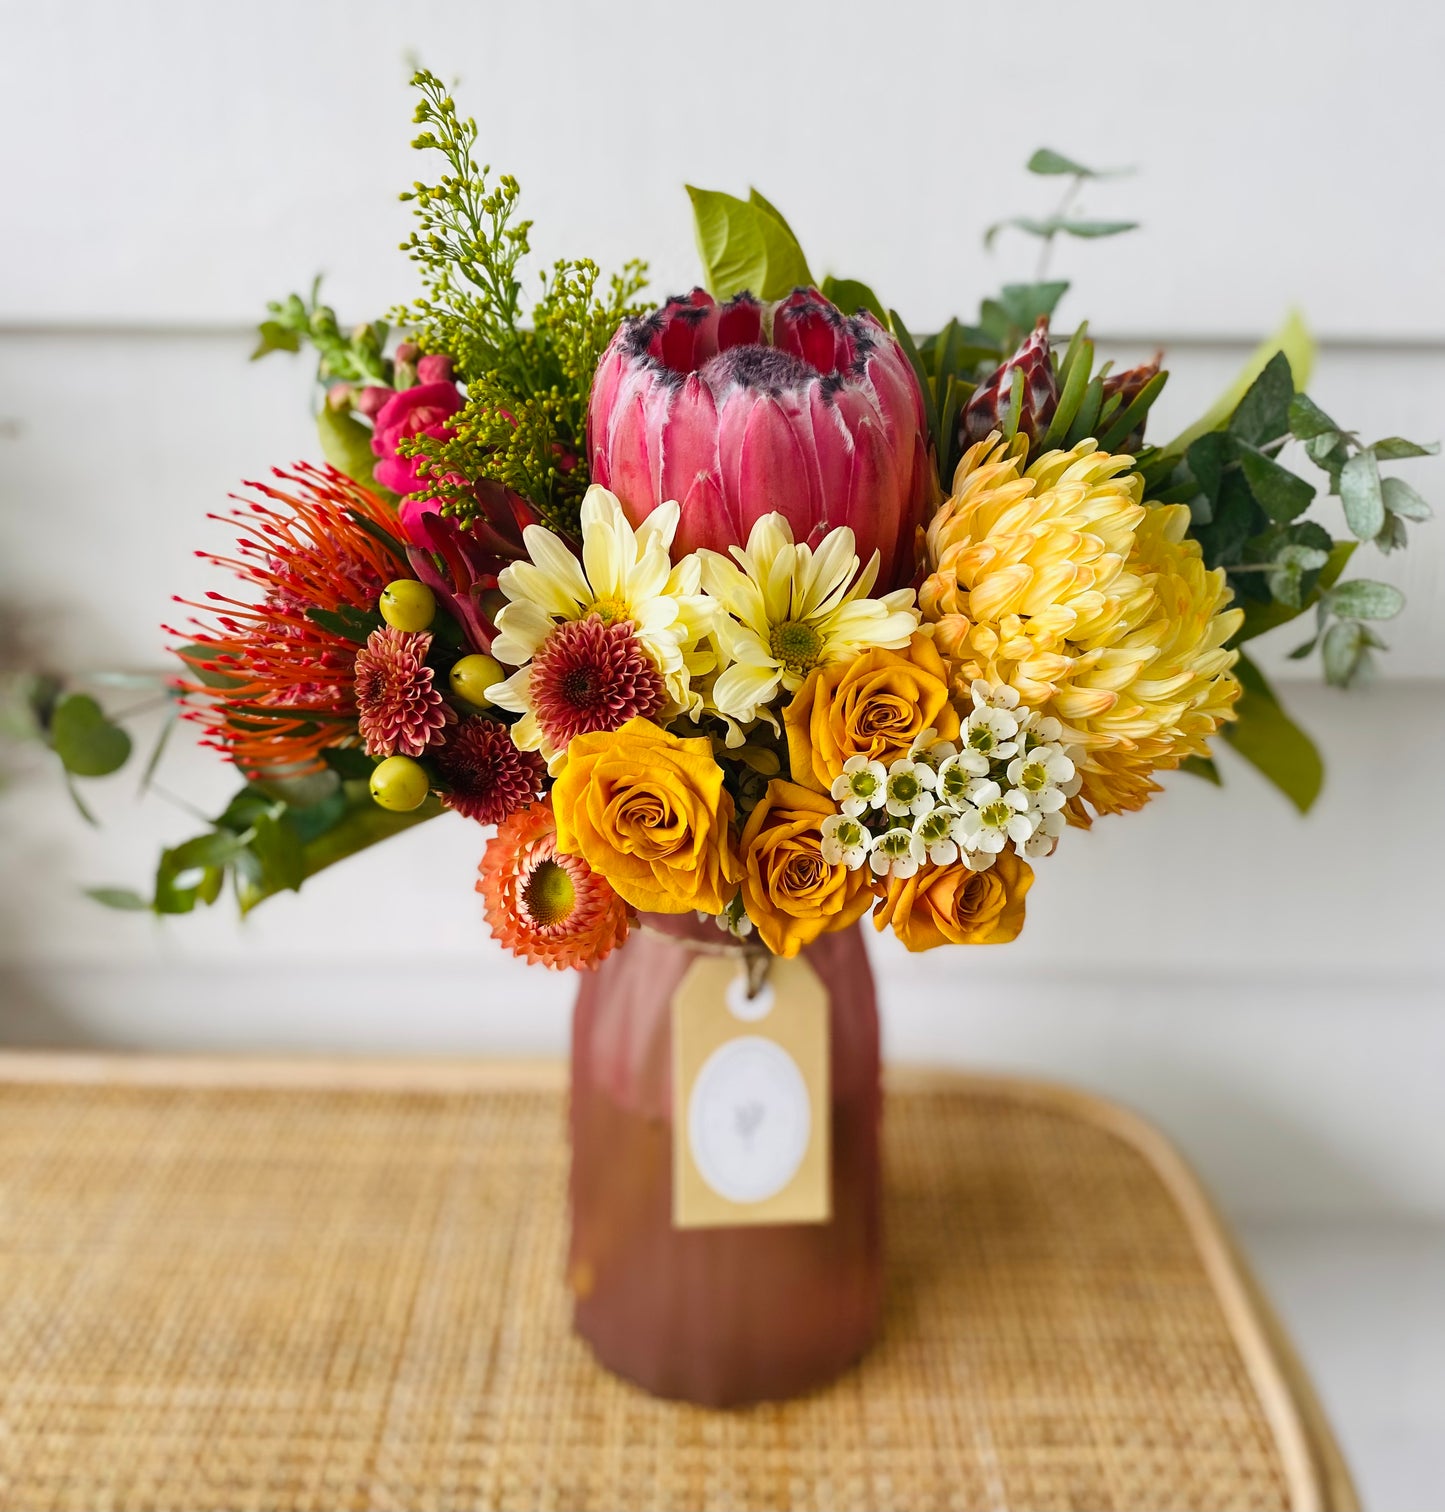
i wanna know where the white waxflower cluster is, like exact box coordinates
[821,682,1084,880]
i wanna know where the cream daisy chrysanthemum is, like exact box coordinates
[919,433,1243,818]
[487,486,715,768]
[700,514,919,730]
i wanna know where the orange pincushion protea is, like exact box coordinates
[168,463,408,774]
[478,801,631,969]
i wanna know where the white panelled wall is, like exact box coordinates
[2,5,1444,1495]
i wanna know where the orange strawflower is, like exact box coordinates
[478,802,631,969]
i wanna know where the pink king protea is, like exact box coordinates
[587,287,935,591]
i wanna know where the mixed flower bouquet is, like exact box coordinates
[49,72,1435,966]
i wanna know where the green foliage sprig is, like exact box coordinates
[1141,351,1436,690]
[253,277,391,387]
[396,69,647,534]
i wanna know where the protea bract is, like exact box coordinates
[587,287,934,591]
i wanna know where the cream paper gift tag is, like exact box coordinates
[672,952,830,1228]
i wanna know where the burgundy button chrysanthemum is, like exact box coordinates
[435,716,545,825]
[528,614,667,752]
[354,625,455,757]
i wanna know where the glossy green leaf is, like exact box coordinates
[305,605,383,645]
[1043,333,1093,450]
[316,404,383,490]
[1238,444,1316,522]
[1223,655,1323,813]
[1286,393,1338,440]
[1095,370,1168,452]
[237,785,443,914]
[887,310,940,457]
[687,185,812,301]
[820,276,886,323]
[49,694,133,778]
[1180,755,1222,786]
[1228,352,1295,447]
[1164,311,1315,458]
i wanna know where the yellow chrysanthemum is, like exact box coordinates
[919,433,1243,818]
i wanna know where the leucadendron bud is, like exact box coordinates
[1099,354,1163,452]
[960,318,1058,452]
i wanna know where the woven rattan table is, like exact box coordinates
[0,1053,1353,1512]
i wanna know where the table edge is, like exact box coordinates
[0,1050,1357,1511]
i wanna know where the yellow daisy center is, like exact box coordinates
[589,595,631,626]
[769,618,824,674]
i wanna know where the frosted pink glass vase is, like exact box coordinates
[567,912,883,1406]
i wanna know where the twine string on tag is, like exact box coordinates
[637,920,774,998]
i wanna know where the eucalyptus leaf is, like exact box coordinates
[1025,148,1129,178]
[978,282,1069,347]
[986,216,1137,248]
[1370,436,1440,461]
[1322,619,1366,686]
[49,694,133,778]
[1326,579,1405,620]
[1223,655,1323,813]
[687,185,812,301]
[1235,540,1355,643]
[85,886,152,912]
[1381,475,1432,521]
[1339,451,1385,540]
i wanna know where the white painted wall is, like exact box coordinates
[1,0,1442,1226]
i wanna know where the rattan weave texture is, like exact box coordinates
[0,1060,1351,1511]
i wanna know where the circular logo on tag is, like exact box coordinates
[687,1036,811,1204]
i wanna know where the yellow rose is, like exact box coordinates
[784,633,961,793]
[873,848,1033,952]
[739,780,874,958]
[552,718,738,915]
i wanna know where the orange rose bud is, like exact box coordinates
[873,848,1034,952]
[739,780,875,958]
[783,632,961,793]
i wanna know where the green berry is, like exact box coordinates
[449,653,504,708]
[369,755,430,812]
[378,579,436,632]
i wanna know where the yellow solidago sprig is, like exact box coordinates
[919,433,1243,818]
[700,515,919,738]
[487,486,715,770]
